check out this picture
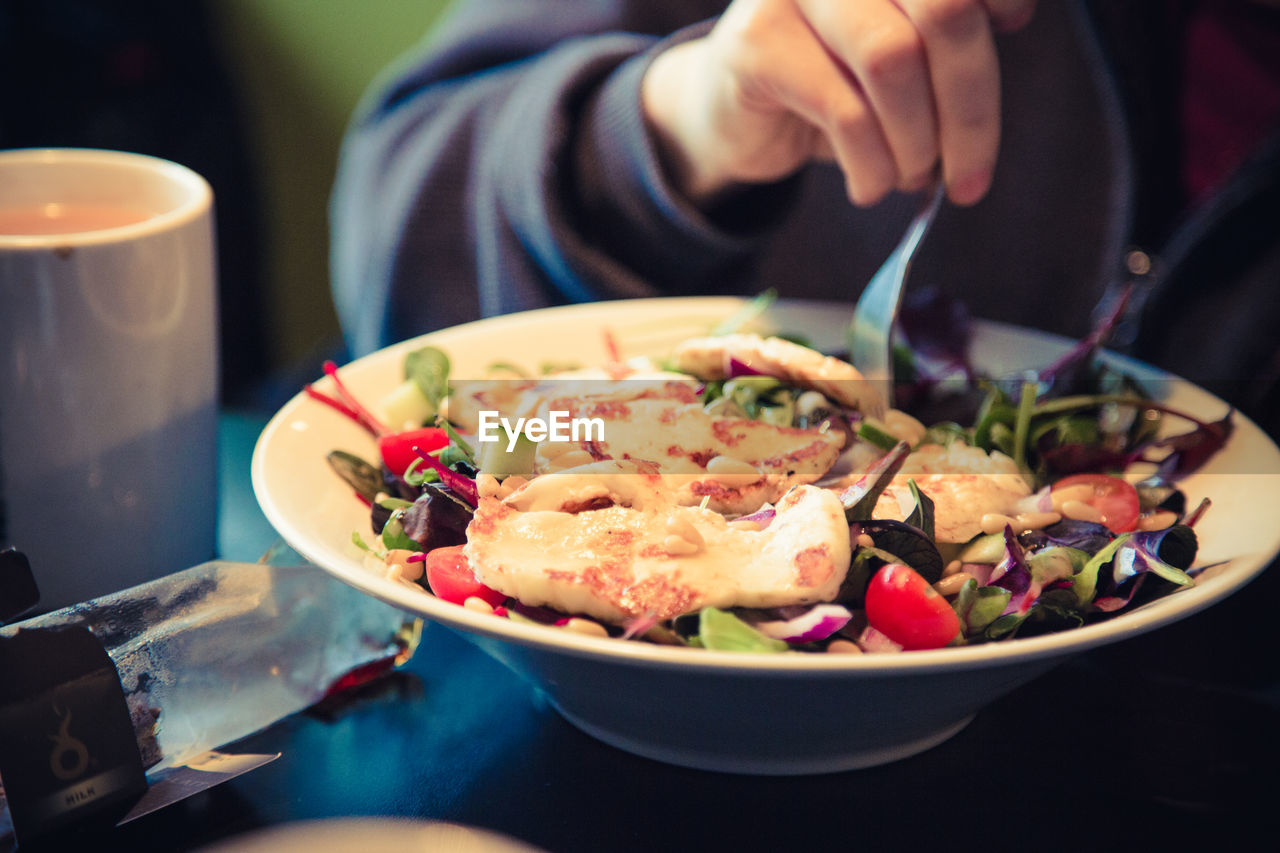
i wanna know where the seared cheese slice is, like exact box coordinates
[832,443,1032,543]
[671,333,884,416]
[465,461,852,624]
[533,398,844,514]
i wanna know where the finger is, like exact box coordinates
[896,0,1001,205]
[981,0,1036,32]
[799,0,939,191]
[776,46,899,205]
[719,3,899,205]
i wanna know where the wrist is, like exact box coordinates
[641,39,739,206]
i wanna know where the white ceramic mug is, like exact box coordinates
[0,148,219,611]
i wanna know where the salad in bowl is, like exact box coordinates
[253,295,1279,772]
[310,291,1232,656]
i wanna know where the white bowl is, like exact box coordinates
[252,298,1280,774]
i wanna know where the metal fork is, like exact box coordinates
[848,181,945,418]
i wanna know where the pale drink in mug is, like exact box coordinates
[0,148,219,610]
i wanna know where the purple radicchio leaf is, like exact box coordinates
[1019,519,1115,557]
[1037,284,1133,389]
[987,526,1037,617]
[856,625,904,653]
[744,604,853,643]
[737,506,776,529]
[1129,524,1198,571]
[1094,573,1149,613]
[1106,530,1197,593]
[840,441,910,523]
[898,287,974,376]
[1038,442,1141,478]
[961,562,996,586]
[853,519,944,583]
[727,356,766,378]
[1146,411,1235,479]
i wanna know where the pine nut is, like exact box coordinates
[662,534,700,556]
[827,639,863,654]
[1050,483,1094,512]
[477,472,501,498]
[550,450,595,470]
[562,617,609,638]
[1014,511,1062,530]
[705,455,761,486]
[538,440,575,459]
[665,514,705,548]
[463,596,494,615]
[386,549,424,582]
[883,409,927,446]
[981,513,1017,535]
[1061,500,1104,524]
[934,573,975,596]
[855,533,875,549]
[1138,511,1178,531]
[942,560,964,577]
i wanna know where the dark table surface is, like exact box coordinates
[56,412,1280,850]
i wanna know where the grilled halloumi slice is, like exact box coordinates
[465,460,852,624]
[445,361,698,435]
[533,397,844,514]
[671,333,885,416]
[831,443,1032,543]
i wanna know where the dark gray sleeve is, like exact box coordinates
[329,0,790,356]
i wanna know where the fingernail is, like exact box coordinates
[950,169,993,206]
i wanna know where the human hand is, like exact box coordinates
[641,0,1036,208]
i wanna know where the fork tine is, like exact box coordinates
[848,182,945,418]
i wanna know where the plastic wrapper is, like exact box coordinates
[1,560,416,773]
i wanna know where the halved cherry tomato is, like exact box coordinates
[379,426,450,477]
[423,544,507,607]
[1051,473,1139,533]
[864,563,962,650]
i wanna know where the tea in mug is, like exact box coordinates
[0,203,153,236]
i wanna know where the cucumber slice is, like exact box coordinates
[477,427,538,478]
[379,379,435,432]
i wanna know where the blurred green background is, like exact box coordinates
[209,0,453,377]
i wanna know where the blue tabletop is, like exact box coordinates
[88,412,1280,851]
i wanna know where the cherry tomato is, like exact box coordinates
[1051,473,1139,533]
[864,563,962,650]
[423,545,507,607]
[379,426,450,477]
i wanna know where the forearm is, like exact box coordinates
[331,0,769,355]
